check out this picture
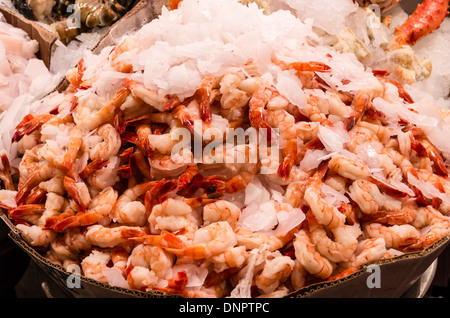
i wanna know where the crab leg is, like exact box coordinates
[395,0,450,46]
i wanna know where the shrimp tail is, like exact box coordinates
[177,165,199,191]
[289,61,332,73]
[0,154,15,191]
[375,74,414,104]
[411,138,448,177]
[79,159,110,179]
[401,233,438,251]
[64,176,87,213]
[327,266,360,282]
[15,166,58,205]
[163,96,181,111]
[12,114,53,143]
[344,91,371,131]
[360,210,416,225]
[277,139,297,178]
[398,236,421,250]
[172,105,196,132]
[151,271,189,296]
[46,213,100,231]
[128,231,185,250]
[62,136,83,172]
[144,179,178,212]
[8,204,45,220]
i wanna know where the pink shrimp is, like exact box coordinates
[196,77,218,123]
[46,187,118,231]
[248,87,273,134]
[344,90,372,131]
[304,162,346,229]
[411,138,448,177]
[8,204,46,220]
[12,114,54,143]
[0,154,14,191]
[403,206,450,251]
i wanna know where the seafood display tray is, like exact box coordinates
[2,209,449,298]
[11,252,440,298]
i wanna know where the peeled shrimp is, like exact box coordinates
[47,236,79,264]
[304,165,346,229]
[63,228,91,254]
[318,91,353,119]
[347,126,385,154]
[73,88,130,131]
[18,145,46,185]
[16,224,56,246]
[61,129,83,173]
[87,157,120,190]
[290,260,307,290]
[361,204,417,225]
[363,223,420,249]
[347,179,384,215]
[284,181,307,208]
[89,124,121,161]
[293,229,334,279]
[255,253,295,295]
[301,94,332,125]
[127,266,159,290]
[235,227,297,251]
[219,73,250,117]
[127,243,174,281]
[63,176,91,213]
[197,76,220,123]
[47,186,118,231]
[165,221,237,259]
[145,113,184,155]
[405,206,450,250]
[38,176,65,196]
[203,200,241,228]
[328,237,387,281]
[248,86,272,131]
[81,250,113,284]
[381,148,418,180]
[8,203,46,222]
[343,90,373,130]
[149,151,193,178]
[307,211,361,263]
[357,121,392,146]
[15,165,61,205]
[111,181,157,226]
[328,154,371,181]
[85,224,143,248]
[123,79,169,112]
[208,246,249,273]
[351,238,387,268]
[223,145,260,193]
[110,37,138,73]
[265,109,298,178]
[148,197,196,235]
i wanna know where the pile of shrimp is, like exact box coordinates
[0,0,450,298]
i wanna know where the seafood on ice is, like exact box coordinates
[270,0,449,85]
[1,0,450,298]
